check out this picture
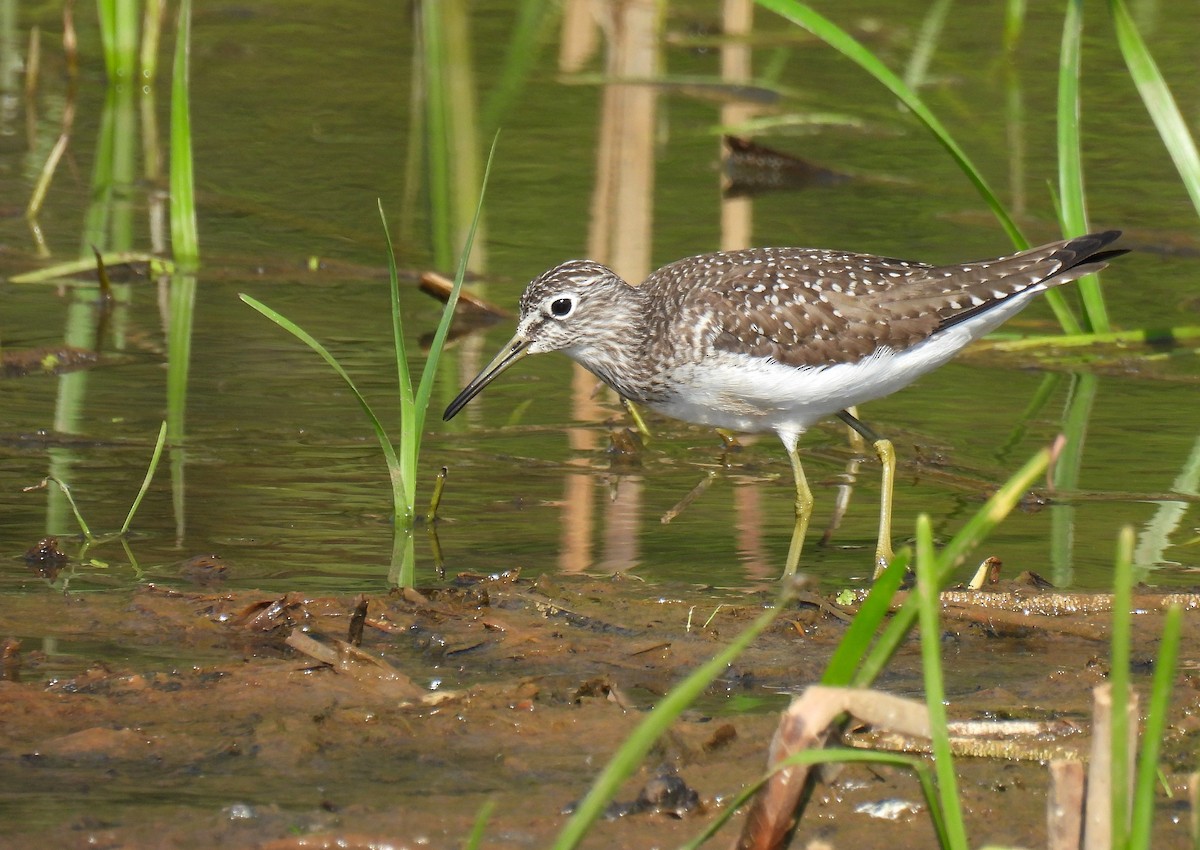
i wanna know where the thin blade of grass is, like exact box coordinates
[1110,0,1200,217]
[414,132,500,417]
[239,295,404,498]
[462,798,496,850]
[1110,525,1135,847]
[1129,603,1183,847]
[754,0,1084,333]
[853,447,1051,686]
[169,0,199,269]
[550,586,792,850]
[1057,0,1109,333]
[915,514,969,850]
[822,549,910,686]
[120,421,167,536]
[379,202,415,411]
[379,202,418,519]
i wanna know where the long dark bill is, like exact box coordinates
[443,335,532,421]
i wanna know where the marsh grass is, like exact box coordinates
[240,140,497,586]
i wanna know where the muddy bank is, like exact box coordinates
[0,574,1195,849]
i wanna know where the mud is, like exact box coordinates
[0,572,1196,849]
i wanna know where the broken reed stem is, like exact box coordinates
[1083,683,1138,850]
[426,466,448,524]
[661,471,717,524]
[1047,759,1085,850]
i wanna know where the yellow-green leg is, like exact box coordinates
[836,410,897,579]
[872,437,896,579]
[783,443,814,576]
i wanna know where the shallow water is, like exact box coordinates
[2,1,1198,595]
[1,1,1198,847]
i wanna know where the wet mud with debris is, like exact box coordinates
[0,571,1196,849]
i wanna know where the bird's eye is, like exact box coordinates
[549,297,573,318]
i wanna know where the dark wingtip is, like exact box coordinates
[1058,230,1129,270]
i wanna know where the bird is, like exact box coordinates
[443,231,1127,577]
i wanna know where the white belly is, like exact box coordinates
[650,316,1003,441]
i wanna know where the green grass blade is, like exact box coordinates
[1129,604,1183,847]
[1057,0,1085,237]
[916,514,970,850]
[379,202,418,519]
[414,132,499,416]
[1110,0,1200,217]
[462,798,496,850]
[1110,525,1135,847]
[379,202,415,412]
[169,0,199,269]
[550,588,790,850]
[854,447,1051,686]
[822,548,910,686]
[239,295,404,501]
[937,446,1051,572]
[1057,0,1109,333]
[120,421,167,536]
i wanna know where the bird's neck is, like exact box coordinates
[565,286,661,403]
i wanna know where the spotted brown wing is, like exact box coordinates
[649,247,940,368]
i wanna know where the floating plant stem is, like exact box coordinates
[426,467,448,524]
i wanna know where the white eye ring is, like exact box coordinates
[546,293,576,319]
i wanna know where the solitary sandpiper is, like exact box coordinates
[444,231,1127,577]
